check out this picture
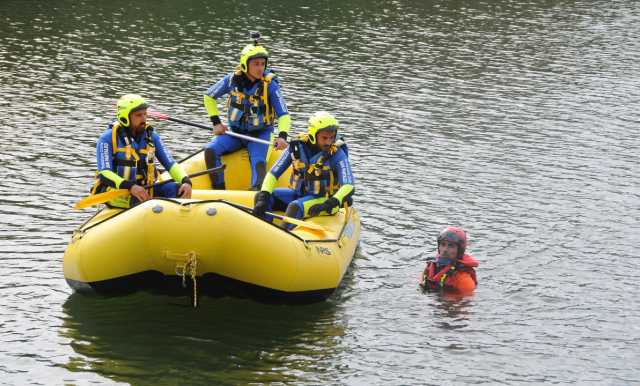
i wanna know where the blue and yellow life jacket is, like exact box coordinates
[226,71,276,132]
[91,123,157,194]
[288,134,346,197]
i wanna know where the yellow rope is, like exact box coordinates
[174,252,198,308]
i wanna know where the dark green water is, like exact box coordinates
[1,0,639,384]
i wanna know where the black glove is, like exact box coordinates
[308,197,339,217]
[253,191,271,218]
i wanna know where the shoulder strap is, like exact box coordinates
[110,122,121,152]
[145,126,154,144]
[289,139,303,160]
[143,125,156,186]
[263,72,275,83]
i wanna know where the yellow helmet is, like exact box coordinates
[307,111,339,144]
[239,43,269,73]
[116,94,149,127]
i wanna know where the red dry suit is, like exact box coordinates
[421,254,479,293]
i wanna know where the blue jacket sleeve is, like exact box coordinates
[96,129,114,171]
[332,148,354,186]
[151,132,177,171]
[205,73,233,99]
[270,146,293,179]
[268,79,289,118]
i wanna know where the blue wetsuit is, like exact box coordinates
[261,139,354,226]
[204,70,289,188]
[95,123,187,207]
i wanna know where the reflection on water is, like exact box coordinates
[431,295,476,331]
[60,294,344,385]
[416,283,477,330]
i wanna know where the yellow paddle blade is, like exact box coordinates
[74,189,129,209]
[270,212,327,232]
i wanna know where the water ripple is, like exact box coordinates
[1,0,640,384]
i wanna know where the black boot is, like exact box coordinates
[250,161,266,191]
[204,148,225,190]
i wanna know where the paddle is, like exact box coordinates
[266,211,327,232]
[74,165,225,209]
[148,111,272,146]
[233,202,327,232]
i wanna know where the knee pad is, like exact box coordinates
[280,203,302,229]
[284,202,301,218]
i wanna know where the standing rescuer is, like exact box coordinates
[420,226,479,293]
[203,32,291,190]
[91,94,192,208]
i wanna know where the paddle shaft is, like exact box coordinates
[144,165,225,189]
[153,114,272,146]
[74,165,225,209]
[261,211,326,232]
[233,202,326,232]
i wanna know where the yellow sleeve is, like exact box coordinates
[98,170,125,188]
[260,172,278,193]
[332,184,354,203]
[203,94,220,117]
[277,114,291,134]
[169,163,188,184]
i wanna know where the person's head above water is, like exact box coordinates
[436,226,467,264]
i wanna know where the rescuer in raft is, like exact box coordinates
[202,31,290,190]
[420,226,479,293]
[253,111,354,229]
[91,94,192,208]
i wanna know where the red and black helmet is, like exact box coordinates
[437,226,467,258]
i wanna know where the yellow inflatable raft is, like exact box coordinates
[64,148,361,304]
